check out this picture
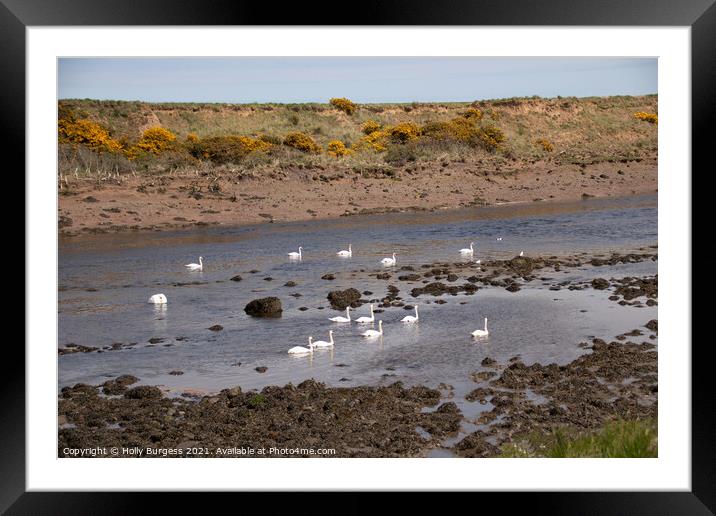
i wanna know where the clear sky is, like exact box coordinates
[58,57,657,103]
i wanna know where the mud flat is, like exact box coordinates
[58,159,657,237]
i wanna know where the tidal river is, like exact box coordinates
[58,194,657,399]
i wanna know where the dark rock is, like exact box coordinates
[284,281,297,287]
[321,273,336,280]
[148,337,165,344]
[411,282,459,297]
[124,385,163,399]
[327,288,361,310]
[591,278,610,290]
[168,370,184,376]
[446,274,458,282]
[208,325,223,331]
[244,297,283,317]
[255,366,268,373]
[481,357,497,367]
[398,274,421,281]
[645,319,658,332]
[230,275,243,282]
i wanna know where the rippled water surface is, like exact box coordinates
[58,195,657,393]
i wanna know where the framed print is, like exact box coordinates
[9,0,711,510]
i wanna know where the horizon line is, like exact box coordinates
[57,92,659,105]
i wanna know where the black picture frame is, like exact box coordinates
[8,0,710,511]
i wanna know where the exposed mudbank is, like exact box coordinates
[59,319,657,458]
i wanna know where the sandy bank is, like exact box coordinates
[58,158,657,237]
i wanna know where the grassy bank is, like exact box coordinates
[500,419,657,458]
[58,95,657,178]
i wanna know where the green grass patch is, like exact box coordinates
[500,419,657,458]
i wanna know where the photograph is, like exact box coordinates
[55,56,660,459]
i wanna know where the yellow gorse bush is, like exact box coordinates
[535,138,554,152]
[422,117,479,143]
[387,122,421,143]
[134,126,177,155]
[329,97,358,115]
[353,122,420,152]
[326,140,354,157]
[477,125,506,151]
[186,132,199,143]
[634,112,658,124]
[283,132,322,153]
[237,136,273,153]
[58,117,123,153]
[361,119,382,135]
[462,108,483,120]
[353,129,389,152]
[188,135,273,163]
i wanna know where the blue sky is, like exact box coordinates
[58,57,657,103]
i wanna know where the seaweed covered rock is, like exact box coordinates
[327,288,361,310]
[244,297,283,318]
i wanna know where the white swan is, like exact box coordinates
[381,253,396,266]
[460,242,475,255]
[313,330,335,349]
[355,304,375,324]
[475,259,482,265]
[288,337,315,355]
[361,320,383,338]
[497,237,503,241]
[185,256,203,271]
[337,244,352,257]
[329,307,351,323]
[519,251,524,257]
[288,247,302,259]
[148,293,167,304]
[471,318,489,338]
[401,306,419,323]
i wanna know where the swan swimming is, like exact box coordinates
[355,304,375,324]
[337,244,352,257]
[288,247,303,259]
[313,330,335,348]
[361,320,383,338]
[460,242,475,255]
[381,253,397,266]
[471,318,489,338]
[185,256,203,271]
[401,306,419,323]
[497,237,503,241]
[288,337,315,355]
[329,307,351,323]
[519,251,524,257]
[148,293,167,304]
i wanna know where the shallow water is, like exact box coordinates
[58,194,657,393]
